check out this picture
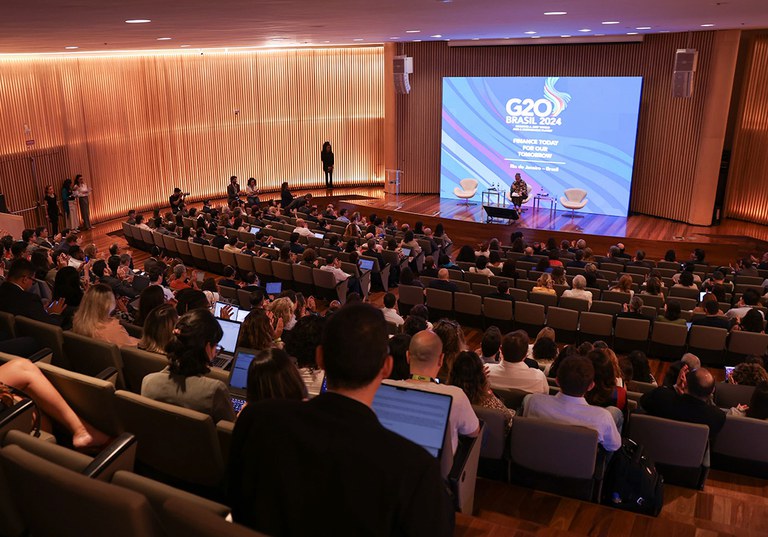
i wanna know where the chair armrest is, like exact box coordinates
[82,433,137,480]
[27,347,53,363]
[0,399,35,441]
[95,366,120,385]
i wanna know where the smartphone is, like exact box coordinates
[724,366,735,381]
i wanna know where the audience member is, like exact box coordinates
[138,304,178,354]
[728,381,768,420]
[245,348,307,403]
[561,274,592,307]
[387,333,412,381]
[229,304,455,536]
[381,292,404,326]
[477,326,502,364]
[283,314,326,396]
[72,284,138,347]
[428,268,458,293]
[449,350,514,432]
[0,259,65,325]
[487,330,548,394]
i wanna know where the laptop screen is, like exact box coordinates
[235,309,250,323]
[401,247,412,257]
[699,291,707,302]
[216,318,242,354]
[228,348,257,393]
[372,384,452,458]
[359,258,374,271]
[266,282,282,295]
[250,226,261,234]
[314,232,325,239]
[214,301,239,319]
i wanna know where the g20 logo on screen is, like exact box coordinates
[505,77,572,126]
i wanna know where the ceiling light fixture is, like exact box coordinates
[531,36,541,39]
[701,23,715,27]
[390,37,399,40]
[626,32,638,35]
[578,28,591,32]
[524,31,537,35]
[65,46,79,50]
[353,38,363,41]
[601,21,620,25]
[560,35,571,38]
[430,34,442,38]
[180,45,191,48]
[405,30,421,33]
[544,11,567,15]
[157,37,172,41]
[636,26,651,30]
[125,19,151,24]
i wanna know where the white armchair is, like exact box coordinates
[560,188,588,217]
[453,179,479,206]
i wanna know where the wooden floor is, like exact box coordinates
[83,190,768,537]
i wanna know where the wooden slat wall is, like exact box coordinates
[395,33,718,222]
[724,35,768,224]
[0,47,384,224]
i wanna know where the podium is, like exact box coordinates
[385,169,401,195]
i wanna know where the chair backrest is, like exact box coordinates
[253,257,273,277]
[482,297,514,322]
[120,347,168,394]
[558,296,590,312]
[398,285,425,307]
[459,178,479,191]
[563,188,587,203]
[650,322,688,346]
[14,315,66,367]
[114,390,225,488]
[712,415,768,464]
[688,325,728,351]
[728,331,768,357]
[509,417,597,479]
[578,312,613,338]
[514,302,545,327]
[161,496,269,537]
[271,261,294,282]
[0,444,162,537]
[590,301,622,315]
[425,288,453,312]
[63,331,125,389]
[528,292,558,309]
[713,383,755,409]
[491,387,530,411]
[628,414,709,468]
[545,307,579,334]
[0,311,15,338]
[454,292,482,316]
[37,361,122,436]
[292,264,315,285]
[614,317,651,341]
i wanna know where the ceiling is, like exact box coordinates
[1,0,766,54]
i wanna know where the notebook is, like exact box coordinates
[372,383,452,458]
[211,318,242,370]
[359,258,374,271]
[227,347,257,414]
[265,281,282,295]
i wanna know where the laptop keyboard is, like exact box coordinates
[212,356,231,369]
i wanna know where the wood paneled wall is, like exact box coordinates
[394,33,729,223]
[0,47,384,224]
[724,35,768,224]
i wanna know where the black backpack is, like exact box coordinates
[601,438,664,516]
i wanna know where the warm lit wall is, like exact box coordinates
[394,33,740,224]
[724,35,768,224]
[0,46,384,224]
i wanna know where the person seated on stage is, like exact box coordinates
[510,173,529,206]
[487,330,548,394]
[468,256,493,277]
[531,273,556,295]
[561,275,592,307]
[522,355,622,452]
[427,268,458,293]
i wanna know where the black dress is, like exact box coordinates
[321,150,335,187]
[45,194,59,235]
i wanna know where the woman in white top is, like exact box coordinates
[561,275,593,307]
[468,256,494,277]
[245,177,260,206]
[72,174,91,230]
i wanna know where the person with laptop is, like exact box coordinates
[228,303,454,536]
[141,308,236,422]
[385,329,480,455]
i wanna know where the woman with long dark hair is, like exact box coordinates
[43,184,60,236]
[280,181,294,209]
[449,351,514,431]
[321,141,334,188]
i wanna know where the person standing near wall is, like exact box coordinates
[43,184,60,236]
[321,141,334,189]
[73,174,91,230]
[61,178,79,231]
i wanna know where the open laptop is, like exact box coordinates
[250,226,261,234]
[372,383,452,459]
[265,281,282,295]
[401,247,412,257]
[211,318,242,370]
[227,347,258,414]
[359,258,374,272]
[214,301,240,320]
[313,232,325,239]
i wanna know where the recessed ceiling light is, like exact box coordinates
[544,11,567,15]
[701,23,715,27]
[125,19,151,24]
[602,21,620,25]
[65,46,79,50]
[472,38,480,41]
[594,33,605,36]
[353,38,364,41]
[157,37,172,41]
[636,26,652,30]
[390,37,399,40]
[531,36,541,39]
[180,44,191,48]
[413,39,422,42]
[626,32,638,35]
[524,31,537,35]
[405,30,421,33]
[430,34,442,38]
[561,35,571,38]
[578,28,591,32]
[659,30,670,33]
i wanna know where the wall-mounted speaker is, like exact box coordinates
[672,48,698,98]
[393,55,413,94]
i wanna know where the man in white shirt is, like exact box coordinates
[385,330,479,455]
[488,330,548,394]
[292,219,314,238]
[320,254,351,285]
[522,355,621,452]
[381,292,404,327]
[725,289,764,320]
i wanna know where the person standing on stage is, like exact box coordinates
[43,184,60,236]
[227,176,241,206]
[321,141,334,188]
[510,173,529,209]
[169,188,186,214]
[73,174,91,230]
[245,177,260,207]
[61,178,79,231]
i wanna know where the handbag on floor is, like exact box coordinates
[601,438,664,516]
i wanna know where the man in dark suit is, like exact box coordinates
[565,249,587,269]
[486,280,515,304]
[518,246,538,264]
[640,366,726,442]
[0,259,64,325]
[91,259,138,299]
[690,300,732,330]
[288,232,305,255]
[428,268,458,293]
[211,226,228,249]
[192,227,210,246]
[628,250,654,269]
[227,303,455,536]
